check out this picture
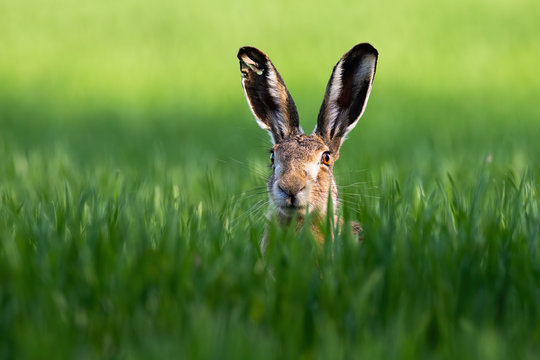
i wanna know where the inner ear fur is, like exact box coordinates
[238,47,301,144]
[314,43,378,152]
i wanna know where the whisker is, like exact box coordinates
[249,202,269,220]
[232,186,268,197]
[339,192,381,199]
[231,199,269,225]
[234,192,268,202]
[226,158,271,180]
[337,181,378,189]
[337,199,362,216]
[334,168,371,176]
[247,200,268,215]
[233,188,268,196]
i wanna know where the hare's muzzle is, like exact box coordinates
[277,184,306,208]
[272,180,309,214]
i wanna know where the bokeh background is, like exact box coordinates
[1,0,540,358]
[2,0,539,173]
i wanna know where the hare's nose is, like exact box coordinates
[278,184,305,197]
[278,184,306,206]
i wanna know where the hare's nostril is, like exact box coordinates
[277,185,288,196]
[277,184,306,208]
[278,185,305,197]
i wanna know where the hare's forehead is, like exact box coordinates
[274,136,327,161]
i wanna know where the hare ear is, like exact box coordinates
[238,47,302,144]
[314,43,378,152]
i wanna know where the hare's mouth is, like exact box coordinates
[277,204,307,216]
[276,197,307,211]
[272,183,309,215]
[284,204,303,211]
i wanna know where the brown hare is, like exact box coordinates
[237,43,378,254]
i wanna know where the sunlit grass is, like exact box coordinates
[1,0,540,358]
[1,0,539,109]
[1,145,539,358]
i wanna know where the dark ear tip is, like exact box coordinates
[350,43,379,58]
[237,46,254,58]
[237,46,268,62]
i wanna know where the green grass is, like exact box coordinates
[1,0,540,358]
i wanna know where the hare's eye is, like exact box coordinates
[322,152,331,165]
[270,151,275,165]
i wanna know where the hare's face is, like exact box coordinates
[269,134,334,217]
[238,43,377,225]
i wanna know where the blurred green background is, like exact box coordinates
[1,0,539,170]
[1,0,540,358]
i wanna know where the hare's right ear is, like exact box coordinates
[238,47,301,144]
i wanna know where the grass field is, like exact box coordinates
[1,0,540,358]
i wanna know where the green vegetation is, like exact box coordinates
[1,0,539,358]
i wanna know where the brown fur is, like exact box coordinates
[237,43,378,255]
[266,135,337,246]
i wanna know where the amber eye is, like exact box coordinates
[322,151,331,165]
[270,151,275,165]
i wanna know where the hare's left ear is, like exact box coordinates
[314,43,378,152]
[238,47,301,144]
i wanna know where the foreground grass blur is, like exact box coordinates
[1,0,540,358]
[1,142,539,359]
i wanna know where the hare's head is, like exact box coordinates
[238,44,378,221]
